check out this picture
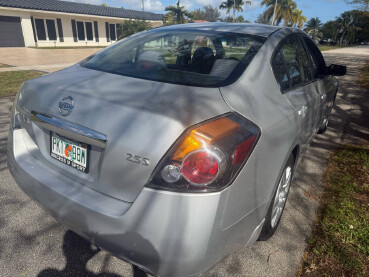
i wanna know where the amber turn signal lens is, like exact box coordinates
[171,117,240,161]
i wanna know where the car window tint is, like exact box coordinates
[303,36,327,75]
[273,51,290,90]
[222,37,254,61]
[280,40,303,87]
[306,50,318,78]
[192,36,216,55]
[291,37,311,82]
[82,30,265,87]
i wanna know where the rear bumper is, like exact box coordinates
[8,128,263,276]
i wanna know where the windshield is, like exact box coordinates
[81,29,266,87]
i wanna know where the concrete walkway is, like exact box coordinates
[0,47,101,72]
[0,63,75,72]
[0,46,368,277]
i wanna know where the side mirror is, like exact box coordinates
[326,64,346,76]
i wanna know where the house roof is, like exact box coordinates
[0,0,163,21]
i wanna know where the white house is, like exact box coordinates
[0,0,163,47]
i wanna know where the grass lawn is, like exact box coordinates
[298,145,369,276]
[358,62,369,89]
[0,70,44,97]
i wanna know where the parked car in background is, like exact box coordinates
[8,23,346,277]
[319,39,336,45]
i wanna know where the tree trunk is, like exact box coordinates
[272,0,278,25]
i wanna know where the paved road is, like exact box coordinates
[0,46,368,277]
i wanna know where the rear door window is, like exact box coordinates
[273,36,313,92]
[302,36,327,79]
[292,37,312,82]
[273,51,290,91]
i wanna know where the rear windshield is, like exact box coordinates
[81,29,265,87]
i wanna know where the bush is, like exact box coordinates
[118,20,151,40]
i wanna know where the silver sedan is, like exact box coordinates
[8,23,346,276]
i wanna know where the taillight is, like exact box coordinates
[147,113,260,192]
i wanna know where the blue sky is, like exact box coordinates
[67,0,355,23]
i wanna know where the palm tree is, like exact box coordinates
[291,9,306,29]
[335,11,357,46]
[165,0,189,24]
[255,12,270,24]
[303,17,323,42]
[234,0,252,22]
[220,0,252,22]
[219,0,235,21]
[305,17,322,30]
[279,0,297,26]
[261,0,297,26]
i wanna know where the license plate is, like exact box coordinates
[50,133,89,173]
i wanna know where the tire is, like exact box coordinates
[258,155,294,241]
[319,92,336,134]
[317,117,328,134]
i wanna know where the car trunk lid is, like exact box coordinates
[17,65,231,202]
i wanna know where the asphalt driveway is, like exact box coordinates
[0,46,368,277]
[0,47,101,72]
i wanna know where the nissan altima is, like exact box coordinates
[8,23,346,276]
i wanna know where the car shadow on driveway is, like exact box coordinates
[37,230,148,277]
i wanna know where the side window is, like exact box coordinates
[279,39,303,87]
[306,49,319,78]
[303,36,326,78]
[273,36,313,92]
[291,37,311,82]
[273,51,290,90]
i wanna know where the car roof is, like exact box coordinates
[155,23,284,37]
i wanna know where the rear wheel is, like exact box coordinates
[258,155,294,241]
[319,94,336,134]
[317,117,329,134]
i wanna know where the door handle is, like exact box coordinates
[298,105,307,117]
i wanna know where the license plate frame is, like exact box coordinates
[50,132,89,173]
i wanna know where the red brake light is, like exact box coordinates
[233,135,257,165]
[182,151,219,185]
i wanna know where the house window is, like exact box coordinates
[109,24,116,41]
[76,21,94,41]
[46,19,57,40]
[116,24,122,39]
[77,21,85,40]
[34,18,58,41]
[35,19,46,41]
[85,22,93,41]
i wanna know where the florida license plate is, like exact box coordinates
[50,133,89,173]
